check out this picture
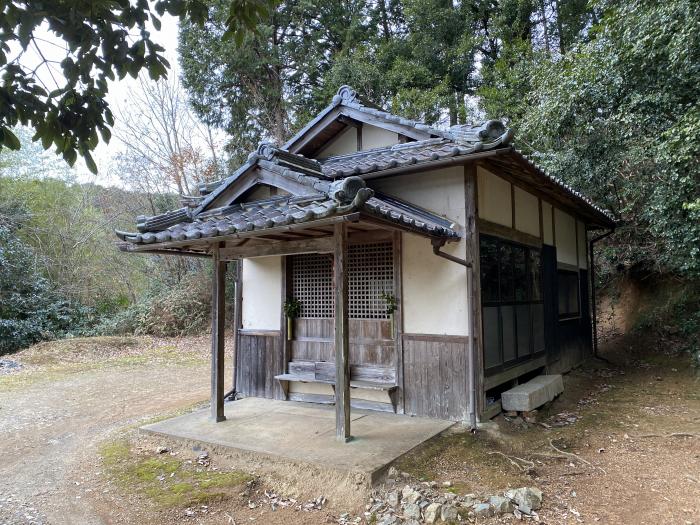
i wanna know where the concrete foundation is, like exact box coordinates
[501,375,564,412]
[141,398,454,484]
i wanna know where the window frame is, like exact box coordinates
[480,234,546,375]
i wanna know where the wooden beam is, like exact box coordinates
[220,236,334,259]
[279,256,290,400]
[393,231,405,414]
[211,244,226,422]
[333,222,351,442]
[287,106,342,154]
[478,218,542,248]
[348,229,394,244]
[123,248,211,258]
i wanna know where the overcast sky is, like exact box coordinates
[10,15,182,186]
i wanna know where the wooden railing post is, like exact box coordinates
[211,243,226,422]
[334,223,351,442]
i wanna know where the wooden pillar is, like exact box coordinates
[465,163,484,423]
[231,259,242,395]
[211,244,226,422]
[334,223,351,442]
[393,231,405,414]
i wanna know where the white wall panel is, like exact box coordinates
[362,125,398,150]
[317,126,357,157]
[242,256,282,330]
[554,208,577,266]
[514,186,540,237]
[477,166,512,227]
[542,202,553,245]
[371,167,468,336]
[577,220,588,268]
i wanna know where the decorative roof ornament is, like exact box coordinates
[329,176,373,205]
[256,141,276,160]
[333,85,359,106]
[476,120,507,140]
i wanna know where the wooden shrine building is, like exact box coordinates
[116,86,616,440]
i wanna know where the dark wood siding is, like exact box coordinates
[236,331,283,399]
[541,244,560,361]
[402,334,468,421]
[550,268,592,373]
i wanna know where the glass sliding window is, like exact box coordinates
[480,237,499,303]
[480,234,545,374]
[501,306,517,362]
[483,307,501,369]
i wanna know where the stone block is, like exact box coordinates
[501,375,564,412]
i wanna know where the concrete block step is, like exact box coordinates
[501,374,564,412]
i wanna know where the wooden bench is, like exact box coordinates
[275,361,398,412]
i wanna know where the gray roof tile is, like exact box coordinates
[116,176,460,247]
[118,85,615,252]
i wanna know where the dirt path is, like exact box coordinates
[1,333,698,525]
[0,337,213,525]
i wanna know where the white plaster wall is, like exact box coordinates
[477,166,512,227]
[242,256,282,330]
[577,220,588,268]
[370,167,469,336]
[317,126,357,157]
[554,208,577,266]
[362,125,398,150]
[402,233,469,335]
[514,186,540,237]
[542,201,554,245]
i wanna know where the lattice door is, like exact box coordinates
[291,253,334,318]
[289,241,394,319]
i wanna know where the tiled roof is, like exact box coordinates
[513,148,615,224]
[115,176,460,246]
[117,85,615,250]
[319,133,509,178]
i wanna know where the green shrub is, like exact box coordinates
[94,273,212,337]
[0,223,94,354]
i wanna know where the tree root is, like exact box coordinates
[548,439,593,467]
[487,451,535,473]
[633,432,699,439]
[529,440,607,474]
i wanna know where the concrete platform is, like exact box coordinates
[141,398,454,484]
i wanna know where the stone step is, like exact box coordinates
[501,375,564,412]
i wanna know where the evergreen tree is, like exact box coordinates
[494,0,700,274]
[179,0,369,160]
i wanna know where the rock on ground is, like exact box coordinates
[505,487,543,512]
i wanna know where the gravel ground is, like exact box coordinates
[0,336,213,525]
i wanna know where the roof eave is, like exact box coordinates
[504,147,616,229]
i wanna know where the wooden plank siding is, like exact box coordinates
[236,331,284,399]
[402,334,469,421]
[290,318,395,367]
